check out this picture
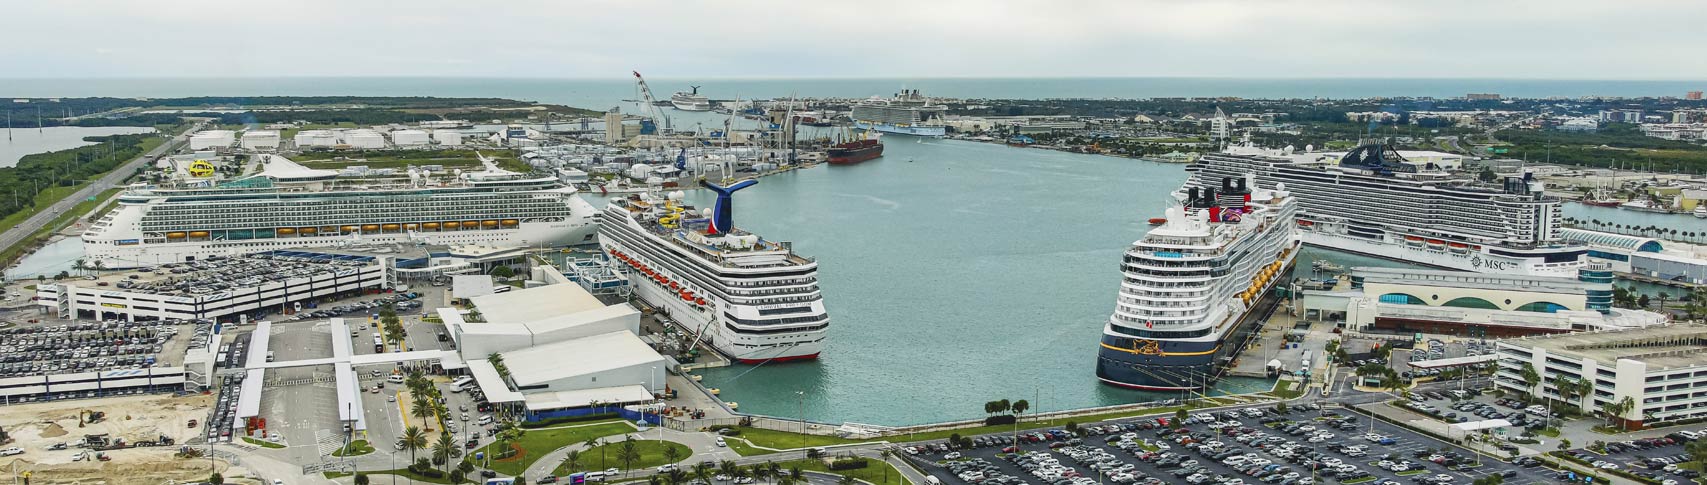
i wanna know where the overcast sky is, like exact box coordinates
[4,0,1704,80]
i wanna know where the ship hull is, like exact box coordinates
[1298,229,1583,277]
[623,258,825,363]
[828,145,883,165]
[853,121,945,137]
[1095,253,1292,390]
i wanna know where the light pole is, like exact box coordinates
[796,390,806,460]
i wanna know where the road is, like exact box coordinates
[0,121,200,269]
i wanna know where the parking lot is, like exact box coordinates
[908,403,1543,485]
[0,319,192,379]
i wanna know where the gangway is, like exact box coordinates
[565,257,630,296]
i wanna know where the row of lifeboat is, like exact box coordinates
[1237,257,1288,303]
[1403,235,1477,254]
[162,220,522,239]
[607,248,710,307]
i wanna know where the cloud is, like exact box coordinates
[1,0,1704,79]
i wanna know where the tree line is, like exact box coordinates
[0,133,158,219]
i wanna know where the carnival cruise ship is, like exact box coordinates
[1097,174,1301,391]
[599,180,828,363]
[81,155,599,268]
[850,90,948,137]
[1189,143,1585,276]
[671,86,713,111]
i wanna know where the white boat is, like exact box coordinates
[1619,198,1674,214]
[1695,205,1707,219]
[1096,174,1301,390]
[82,155,598,269]
[1190,142,1587,277]
[671,86,712,111]
[599,181,827,363]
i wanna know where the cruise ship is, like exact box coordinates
[1190,143,1586,276]
[671,86,712,111]
[599,180,828,363]
[81,155,599,269]
[1097,174,1301,390]
[850,90,948,137]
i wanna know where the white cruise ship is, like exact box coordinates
[1189,143,1586,277]
[599,180,827,363]
[850,90,948,137]
[671,86,712,111]
[1097,174,1301,390]
[81,155,598,269]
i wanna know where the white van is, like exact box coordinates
[584,471,608,482]
[386,374,405,383]
[478,415,493,425]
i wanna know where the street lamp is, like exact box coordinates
[796,390,806,460]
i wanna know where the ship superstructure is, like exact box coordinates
[1190,143,1585,276]
[81,155,598,268]
[671,86,712,111]
[599,180,828,363]
[1097,175,1300,390]
[850,90,948,137]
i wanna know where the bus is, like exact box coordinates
[450,376,475,393]
[374,336,384,353]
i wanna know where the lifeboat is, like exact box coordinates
[277,228,296,235]
[300,227,318,234]
[166,232,187,239]
[188,231,210,238]
[1425,239,1445,246]
[341,225,357,232]
[1296,220,1315,226]
[669,281,680,290]
[482,220,499,227]
[383,224,400,230]
[695,298,707,305]
[423,222,440,230]
[462,221,479,229]
[1404,235,1424,241]
[681,292,693,302]
[362,224,380,231]
[443,221,460,229]
[501,219,519,227]
[1148,217,1167,226]
[320,226,338,234]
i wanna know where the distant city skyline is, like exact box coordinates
[3,0,1705,80]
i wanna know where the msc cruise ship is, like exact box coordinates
[1189,143,1585,276]
[599,180,828,363]
[81,155,599,268]
[1097,174,1301,390]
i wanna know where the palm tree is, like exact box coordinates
[789,466,804,483]
[584,437,606,469]
[617,438,641,476]
[1011,400,1029,421]
[731,466,750,484]
[753,463,774,484]
[694,461,716,484]
[411,396,435,432]
[433,433,455,477]
[1519,362,1540,404]
[1617,397,1636,430]
[879,449,895,484]
[562,449,584,475]
[495,419,525,459]
[664,445,685,466]
[400,426,427,468]
[837,474,856,485]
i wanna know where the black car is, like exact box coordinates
[480,470,498,478]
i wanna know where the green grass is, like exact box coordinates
[0,184,86,234]
[898,404,1197,442]
[726,438,770,456]
[241,437,286,449]
[1268,380,1305,399]
[0,186,124,266]
[463,421,634,477]
[1537,427,1560,437]
[766,458,911,485]
[555,440,688,476]
[332,439,375,456]
[735,427,866,450]
[1396,470,1426,476]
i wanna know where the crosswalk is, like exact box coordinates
[315,429,344,457]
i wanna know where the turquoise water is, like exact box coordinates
[667,139,1283,426]
[3,77,1704,104]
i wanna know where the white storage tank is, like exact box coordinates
[294,130,339,147]
[433,130,464,146]
[188,130,236,150]
[240,130,280,150]
[390,129,430,146]
[345,129,386,149]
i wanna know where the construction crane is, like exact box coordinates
[630,71,672,134]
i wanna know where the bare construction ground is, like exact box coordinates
[0,393,264,484]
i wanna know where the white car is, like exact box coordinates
[944,452,962,460]
[658,464,678,473]
[0,447,23,456]
[714,474,732,482]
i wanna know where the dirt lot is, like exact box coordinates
[0,393,266,484]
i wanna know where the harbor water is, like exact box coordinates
[670,139,1281,426]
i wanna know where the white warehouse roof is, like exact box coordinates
[502,331,664,389]
[470,283,605,323]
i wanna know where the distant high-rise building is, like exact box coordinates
[1599,109,1644,123]
[604,108,624,144]
[1466,93,1501,100]
[1689,91,1704,100]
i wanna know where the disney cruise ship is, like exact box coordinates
[1190,143,1585,276]
[599,180,828,363]
[81,155,599,268]
[1097,175,1300,390]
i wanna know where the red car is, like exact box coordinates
[1001,446,1018,453]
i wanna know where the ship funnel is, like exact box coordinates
[701,179,758,235]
